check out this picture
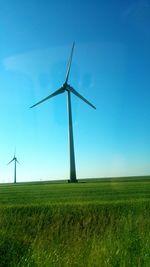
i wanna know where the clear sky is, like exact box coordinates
[0,0,150,182]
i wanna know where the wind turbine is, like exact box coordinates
[30,43,96,183]
[7,152,20,184]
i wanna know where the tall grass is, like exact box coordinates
[0,178,150,266]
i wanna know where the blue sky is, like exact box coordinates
[0,0,150,182]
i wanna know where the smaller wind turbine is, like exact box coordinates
[7,152,20,184]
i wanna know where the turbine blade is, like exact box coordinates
[16,159,20,164]
[65,42,75,84]
[7,158,14,165]
[30,87,65,108]
[68,86,96,109]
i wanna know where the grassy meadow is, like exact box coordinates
[0,176,150,266]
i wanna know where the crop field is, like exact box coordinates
[0,176,150,267]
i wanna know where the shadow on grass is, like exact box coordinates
[0,234,36,267]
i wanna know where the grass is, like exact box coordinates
[0,176,150,266]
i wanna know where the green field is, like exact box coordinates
[0,177,150,267]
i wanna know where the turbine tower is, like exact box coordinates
[7,152,20,184]
[30,43,96,183]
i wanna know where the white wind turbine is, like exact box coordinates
[30,43,96,182]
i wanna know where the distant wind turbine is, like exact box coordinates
[30,42,96,183]
[7,152,20,184]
